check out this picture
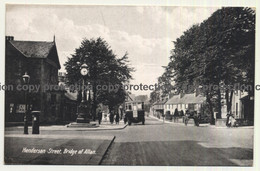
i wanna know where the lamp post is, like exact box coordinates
[22,72,30,134]
[76,62,91,123]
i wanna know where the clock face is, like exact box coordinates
[80,68,88,76]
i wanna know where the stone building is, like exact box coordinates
[5,36,66,123]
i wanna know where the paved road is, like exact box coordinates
[100,117,253,166]
[5,116,253,166]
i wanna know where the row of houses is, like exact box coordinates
[151,92,205,116]
[151,90,253,125]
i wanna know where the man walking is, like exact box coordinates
[98,108,103,125]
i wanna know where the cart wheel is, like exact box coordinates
[128,121,132,125]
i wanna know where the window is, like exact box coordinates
[137,103,142,110]
[129,104,132,110]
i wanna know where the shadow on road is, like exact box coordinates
[101,140,253,166]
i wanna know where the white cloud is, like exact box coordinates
[6,5,218,96]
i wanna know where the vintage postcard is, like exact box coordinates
[1,1,258,169]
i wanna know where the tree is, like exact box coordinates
[65,37,134,118]
[200,7,255,116]
[167,7,255,124]
[97,83,127,112]
[149,89,160,104]
[158,66,175,99]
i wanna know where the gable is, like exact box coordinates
[8,40,61,69]
[9,40,54,58]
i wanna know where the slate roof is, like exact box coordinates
[165,93,206,105]
[9,40,55,58]
[154,99,168,105]
[125,93,135,102]
[125,100,143,104]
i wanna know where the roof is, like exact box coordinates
[166,93,206,105]
[125,100,143,104]
[9,40,55,58]
[154,99,167,105]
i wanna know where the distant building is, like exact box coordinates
[165,92,206,114]
[5,36,68,123]
[152,99,167,117]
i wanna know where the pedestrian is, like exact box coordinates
[119,107,123,120]
[123,111,127,124]
[98,108,103,125]
[109,110,114,124]
[226,112,232,127]
[184,110,189,126]
[174,108,179,122]
[193,111,199,126]
[115,110,120,124]
[226,112,235,127]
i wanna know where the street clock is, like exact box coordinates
[80,63,88,76]
[80,68,88,76]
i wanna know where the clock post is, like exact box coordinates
[76,63,91,123]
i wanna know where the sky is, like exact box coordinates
[6,5,219,96]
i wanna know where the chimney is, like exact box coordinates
[6,36,14,41]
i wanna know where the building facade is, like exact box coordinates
[5,36,67,123]
[165,92,206,115]
[216,90,254,126]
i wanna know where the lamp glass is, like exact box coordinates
[22,72,30,84]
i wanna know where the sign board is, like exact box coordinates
[16,104,26,113]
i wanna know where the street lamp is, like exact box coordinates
[22,72,30,134]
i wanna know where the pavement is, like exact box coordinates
[148,114,254,129]
[5,120,127,132]
[4,120,124,165]
[4,116,254,166]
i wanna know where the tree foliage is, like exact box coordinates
[65,37,134,114]
[164,7,255,123]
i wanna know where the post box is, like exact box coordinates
[32,111,40,134]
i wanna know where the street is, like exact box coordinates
[4,116,253,166]
[101,117,253,166]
